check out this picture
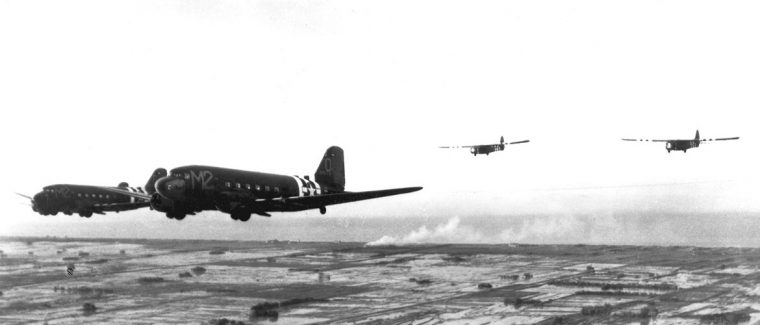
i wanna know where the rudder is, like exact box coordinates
[315,146,345,193]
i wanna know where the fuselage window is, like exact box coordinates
[274,187,280,193]
[255,185,261,191]
[246,184,251,190]
[77,193,82,197]
[184,173,190,180]
[236,183,241,189]
[265,186,270,192]
[225,182,231,188]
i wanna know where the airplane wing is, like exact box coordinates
[701,137,740,142]
[621,138,668,142]
[258,187,423,210]
[98,187,153,201]
[440,140,529,148]
[92,201,151,212]
[439,145,481,149]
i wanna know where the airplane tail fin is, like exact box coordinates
[695,130,700,147]
[315,146,345,193]
[500,136,504,145]
[145,168,167,195]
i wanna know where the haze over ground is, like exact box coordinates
[2,0,759,246]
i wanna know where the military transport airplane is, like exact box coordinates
[106,146,422,221]
[17,169,165,218]
[622,130,739,153]
[439,136,530,156]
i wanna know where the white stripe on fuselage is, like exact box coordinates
[290,176,304,197]
[313,177,322,195]
[292,176,321,196]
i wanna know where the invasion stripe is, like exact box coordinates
[290,176,304,197]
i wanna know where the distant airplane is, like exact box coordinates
[439,136,530,156]
[107,146,422,221]
[17,169,164,218]
[622,130,739,153]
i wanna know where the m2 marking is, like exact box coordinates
[190,170,214,190]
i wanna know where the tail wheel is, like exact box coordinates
[319,206,326,215]
[79,211,92,218]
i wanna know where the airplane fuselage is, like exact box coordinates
[32,184,148,217]
[471,145,503,156]
[665,140,698,153]
[151,165,327,220]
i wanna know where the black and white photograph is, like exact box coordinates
[2,0,760,324]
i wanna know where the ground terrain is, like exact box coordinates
[1,237,759,324]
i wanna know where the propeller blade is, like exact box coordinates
[15,192,33,200]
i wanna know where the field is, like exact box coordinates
[1,237,760,324]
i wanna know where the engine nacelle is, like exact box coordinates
[150,193,174,213]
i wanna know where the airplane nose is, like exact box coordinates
[155,177,186,200]
[32,192,45,211]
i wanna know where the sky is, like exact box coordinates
[2,0,760,245]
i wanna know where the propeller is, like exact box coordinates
[16,192,36,211]
[16,192,33,200]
